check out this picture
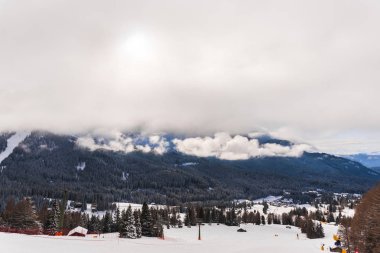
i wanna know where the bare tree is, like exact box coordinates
[350,183,380,253]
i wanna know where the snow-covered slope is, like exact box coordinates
[0,132,29,165]
[252,195,283,203]
[0,224,338,253]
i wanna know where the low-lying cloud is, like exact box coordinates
[173,133,312,160]
[76,133,169,155]
[76,132,313,160]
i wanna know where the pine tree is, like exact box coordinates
[316,222,325,238]
[124,205,137,239]
[255,212,261,225]
[59,190,68,229]
[38,202,49,229]
[88,215,99,233]
[335,211,342,225]
[242,210,248,223]
[261,215,266,225]
[267,213,273,225]
[204,209,211,224]
[184,210,190,227]
[327,212,335,223]
[80,213,88,228]
[196,206,204,223]
[169,209,178,227]
[134,210,142,238]
[262,201,269,214]
[188,206,197,226]
[141,202,154,237]
[211,208,218,223]
[152,213,164,238]
[81,199,87,212]
[44,200,60,235]
[113,207,121,232]
[119,210,127,237]
[2,197,15,223]
[9,198,41,232]
[294,215,302,228]
[177,214,183,228]
[102,211,112,233]
[305,218,316,239]
[304,218,324,239]
[225,208,238,226]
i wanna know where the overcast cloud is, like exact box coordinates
[0,0,380,154]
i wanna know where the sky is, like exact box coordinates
[0,0,380,155]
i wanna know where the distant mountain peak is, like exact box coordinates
[341,153,380,168]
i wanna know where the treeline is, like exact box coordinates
[0,197,326,240]
[0,197,169,239]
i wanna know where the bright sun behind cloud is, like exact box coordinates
[121,33,155,61]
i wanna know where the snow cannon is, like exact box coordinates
[333,234,340,241]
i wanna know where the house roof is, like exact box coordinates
[68,226,88,236]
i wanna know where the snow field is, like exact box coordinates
[1,224,338,253]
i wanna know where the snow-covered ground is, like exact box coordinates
[1,224,338,253]
[115,202,168,211]
[71,199,354,222]
[252,195,283,203]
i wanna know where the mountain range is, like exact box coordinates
[0,131,379,209]
[342,153,380,169]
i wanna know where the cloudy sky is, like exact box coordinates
[0,0,380,154]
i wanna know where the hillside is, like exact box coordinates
[0,132,378,209]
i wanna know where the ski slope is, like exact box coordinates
[0,132,29,165]
[1,224,338,253]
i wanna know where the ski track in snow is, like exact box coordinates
[0,132,30,165]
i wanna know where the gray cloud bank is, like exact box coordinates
[1,0,380,154]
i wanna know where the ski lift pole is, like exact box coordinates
[198,223,201,240]
[197,218,202,240]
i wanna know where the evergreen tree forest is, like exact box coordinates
[0,195,333,240]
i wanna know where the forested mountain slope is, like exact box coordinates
[0,132,378,210]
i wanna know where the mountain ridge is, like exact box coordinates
[342,153,380,168]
